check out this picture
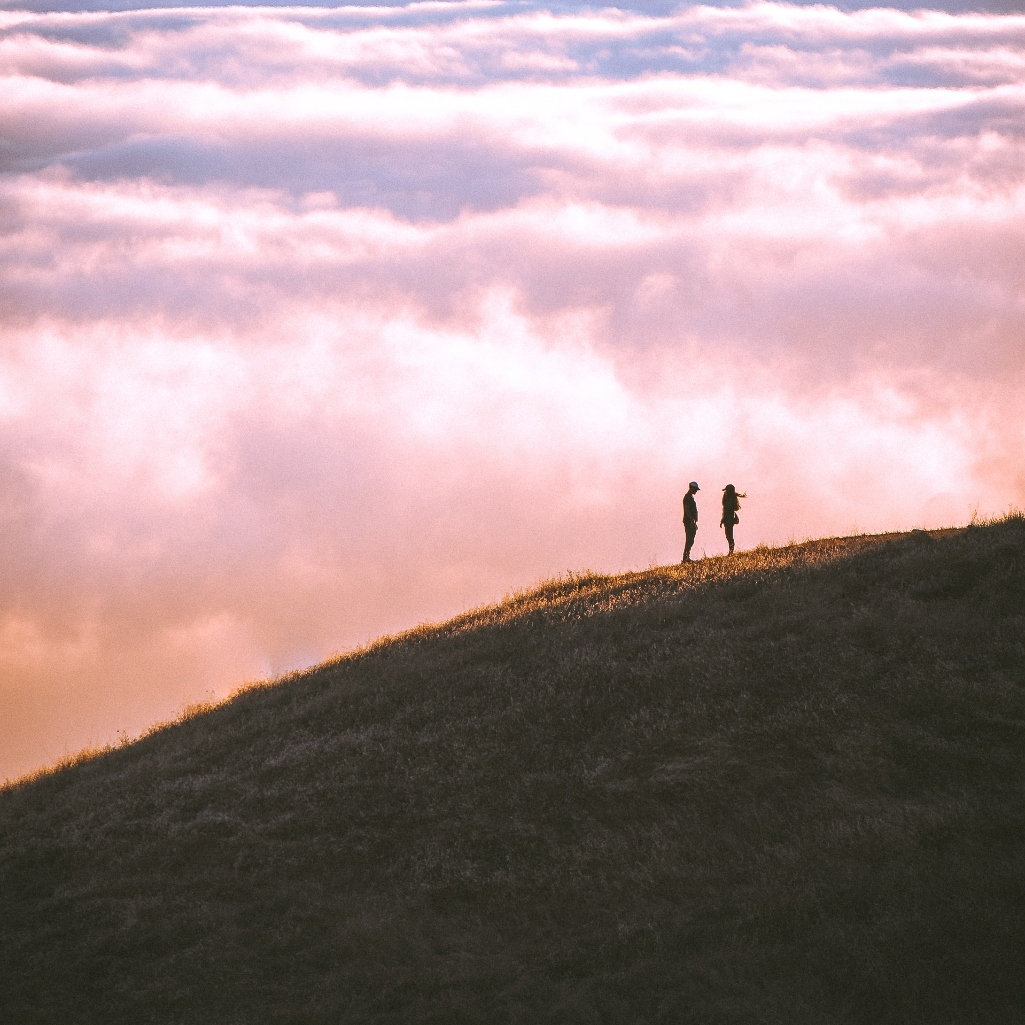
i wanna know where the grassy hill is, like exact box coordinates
[2,519,1024,1024]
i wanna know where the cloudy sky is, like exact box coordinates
[1,0,1023,780]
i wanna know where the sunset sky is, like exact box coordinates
[1,0,1023,780]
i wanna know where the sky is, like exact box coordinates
[1,0,1023,780]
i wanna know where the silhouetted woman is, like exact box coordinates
[721,485,746,554]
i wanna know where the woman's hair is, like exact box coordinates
[723,484,736,493]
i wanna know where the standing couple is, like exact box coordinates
[681,481,746,562]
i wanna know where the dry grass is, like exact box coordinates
[1,518,1024,1024]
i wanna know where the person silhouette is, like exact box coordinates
[682,481,700,562]
[720,484,746,554]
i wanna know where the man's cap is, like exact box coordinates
[689,481,700,490]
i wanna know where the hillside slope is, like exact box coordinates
[2,521,1024,1024]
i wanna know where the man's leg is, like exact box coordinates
[683,524,696,561]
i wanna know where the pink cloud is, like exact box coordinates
[1,1,1023,781]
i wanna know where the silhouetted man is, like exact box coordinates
[682,481,700,562]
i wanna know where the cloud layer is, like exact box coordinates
[1,0,1024,779]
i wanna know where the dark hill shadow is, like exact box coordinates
[2,519,1024,1024]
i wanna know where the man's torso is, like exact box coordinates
[683,493,698,524]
